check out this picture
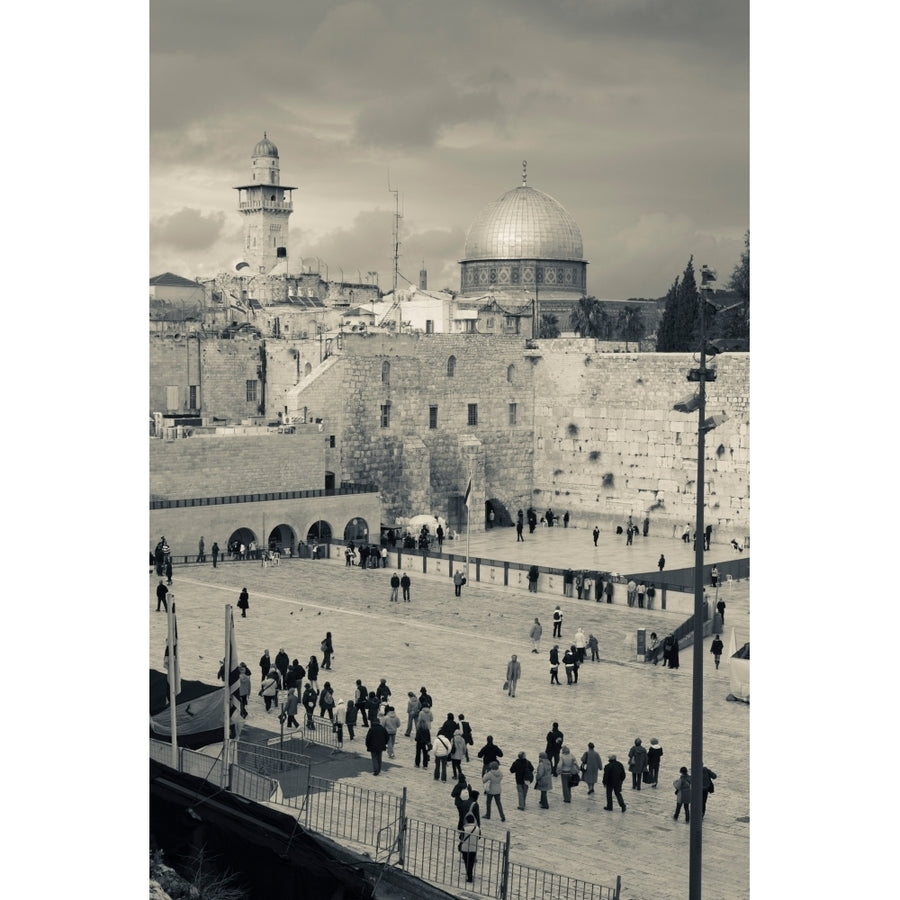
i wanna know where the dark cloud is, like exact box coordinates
[150,207,227,251]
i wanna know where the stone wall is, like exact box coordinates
[149,432,326,501]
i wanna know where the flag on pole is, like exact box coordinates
[164,603,181,697]
[464,478,472,510]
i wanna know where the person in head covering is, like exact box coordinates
[628,737,649,790]
[647,738,663,786]
[481,760,506,822]
[509,751,535,809]
[333,698,346,746]
[535,751,553,809]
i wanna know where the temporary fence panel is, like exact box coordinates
[505,863,621,900]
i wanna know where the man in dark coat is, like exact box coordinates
[155,579,168,612]
[274,649,290,683]
[545,723,564,775]
[476,735,504,776]
[602,754,627,812]
[400,573,411,602]
[365,718,389,775]
[702,765,718,816]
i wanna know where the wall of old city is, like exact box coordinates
[149,432,327,501]
[528,341,749,539]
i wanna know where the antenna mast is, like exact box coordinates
[388,177,401,333]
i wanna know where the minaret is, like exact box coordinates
[233,133,296,274]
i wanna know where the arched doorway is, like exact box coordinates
[344,517,369,543]
[226,527,258,559]
[485,498,513,528]
[306,521,332,543]
[267,524,297,555]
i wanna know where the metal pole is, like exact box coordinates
[166,597,178,769]
[689,292,708,900]
[223,605,232,788]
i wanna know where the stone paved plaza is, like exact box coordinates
[150,525,749,900]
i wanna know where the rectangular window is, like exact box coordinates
[468,403,478,426]
[425,319,434,334]
[189,385,198,409]
[246,380,257,402]
[509,402,517,426]
[429,406,438,429]
[464,320,477,333]
[329,435,336,448]
[485,316,494,328]
[165,386,179,410]
[381,404,391,428]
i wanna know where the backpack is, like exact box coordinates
[322,690,334,708]
[433,735,452,758]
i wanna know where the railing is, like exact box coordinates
[150,737,621,900]
[149,484,378,510]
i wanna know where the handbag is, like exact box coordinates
[503,680,509,691]
[569,772,580,787]
[642,770,653,784]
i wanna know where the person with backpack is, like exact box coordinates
[673,766,692,822]
[318,681,336,720]
[320,633,333,670]
[301,682,317,729]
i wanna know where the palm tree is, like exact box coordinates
[617,308,646,351]
[539,314,560,338]
[569,296,601,337]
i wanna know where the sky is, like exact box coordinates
[149,0,749,299]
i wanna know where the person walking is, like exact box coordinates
[581,743,602,795]
[702,765,718,816]
[165,555,173,586]
[404,691,421,736]
[344,698,358,741]
[259,649,271,683]
[587,633,600,662]
[302,682,317,729]
[452,774,473,827]
[658,553,666,572]
[284,687,300,728]
[274,649,290,685]
[668,636,680,670]
[602,754,627,812]
[477,735,504,776]
[260,670,279,712]
[238,664,251,718]
[389,572,400,602]
[574,627,587,663]
[381,706,401,759]
[647,738,663,786]
[592,525,600,547]
[516,518,525,541]
[365,716,389,775]
[414,716,431,768]
[552,606,563,638]
[320,632,334,670]
[509,751,535,810]
[710,565,719,588]
[155,579,168,612]
[535,752,553,809]
[549,645,561,685]
[375,677,392,707]
[318,681,336,720]
[505,654,521,697]
[604,579,614,603]
[453,570,465,597]
[333,698,346,746]
[237,587,249,618]
[458,713,474,761]
[716,598,726,624]
[643,516,650,537]
[529,618,543,653]
[710,634,725,669]
[673,767,692,822]
[628,738,649,790]
[211,541,220,567]
[458,813,481,883]
[558,746,577,803]
[306,655,320,693]
[400,572,411,602]
[197,536,205,563]
[450,729,467,778]
[481,760,506,821]
[545,723,564,776]
[563,646,577,685]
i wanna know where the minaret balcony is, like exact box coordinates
[238,200,293,212]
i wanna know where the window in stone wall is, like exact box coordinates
[429,406,438,429]
[509,403,517,426]
[507,364,515,383]
[246,380,257,402]
[426,320,434,334]
[447,355,456,377]
[468,403,478,426]
[381,403,391,428]
[382,361,390,383]
[189,385,198,409]
[329,435,336,448]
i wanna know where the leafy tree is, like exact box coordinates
[723,230,750,343]
[616,307,645,350]
[539,313,560,338]
[569,296,600,337]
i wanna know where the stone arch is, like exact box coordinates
[485,498,513,528]
[344,517,370,542]
[447,355,456,377]
[507,364,516,383]
[382,360,391,383]
[226,526,258,558]
[267,523,297,555]
[306,520,333,543]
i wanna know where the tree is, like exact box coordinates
[539,314,560,338]
[569,296,613,339]
[656,257,700,352]
[616,307,646,351]
[725,230,750,341]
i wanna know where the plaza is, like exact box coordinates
[150,523,749,899]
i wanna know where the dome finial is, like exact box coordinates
[522,160,527,186]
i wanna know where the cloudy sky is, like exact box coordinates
[150,0,748,299]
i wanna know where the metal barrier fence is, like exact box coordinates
[150,739,621,900]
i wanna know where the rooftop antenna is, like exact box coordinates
[388,174,402,333]
[522,159,527,186]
